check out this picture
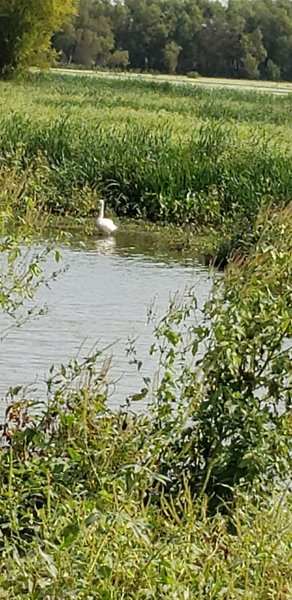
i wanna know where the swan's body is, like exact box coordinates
[96,200,117,236]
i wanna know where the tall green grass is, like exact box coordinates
[0,73,292,234]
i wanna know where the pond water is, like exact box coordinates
[0,231,214,415]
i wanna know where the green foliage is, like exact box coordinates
[0,388,291,598]
[186,70,200,78]
[242,53,260,79]
[0,160,64,339]
[0,0,77,75]
[266,59,281,81]
[241,27,267,79]
[108,49,129,70]
[162,41,181,75]
[147,207,291,504]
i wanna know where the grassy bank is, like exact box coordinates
[0,73,292,257]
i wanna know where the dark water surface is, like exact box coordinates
[0,231,214,414]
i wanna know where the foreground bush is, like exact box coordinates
[149,207,291,502]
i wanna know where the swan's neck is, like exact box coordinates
[98,200,104,219]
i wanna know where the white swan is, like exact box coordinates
[96,199,117,236]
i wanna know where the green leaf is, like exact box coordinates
[60,522,80,547]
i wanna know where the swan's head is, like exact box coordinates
[98,199,104,207]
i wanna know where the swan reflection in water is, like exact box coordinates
[95,236,117,255]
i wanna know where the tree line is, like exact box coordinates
[53,0,292,80]
[1,0,292,80]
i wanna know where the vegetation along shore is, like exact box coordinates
[1,71,292,258]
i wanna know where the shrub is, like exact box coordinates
[148,207,292,504]
[186,70,201,78]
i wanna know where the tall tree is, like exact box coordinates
[0,0,77,75]
[118,0,172,71]
[173,0,203,73]
[55,0,114,67]
[241,27,267,78]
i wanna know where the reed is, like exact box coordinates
[0,73,291,230]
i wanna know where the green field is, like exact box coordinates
[52,66,292,93]
[1,72,292,238]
